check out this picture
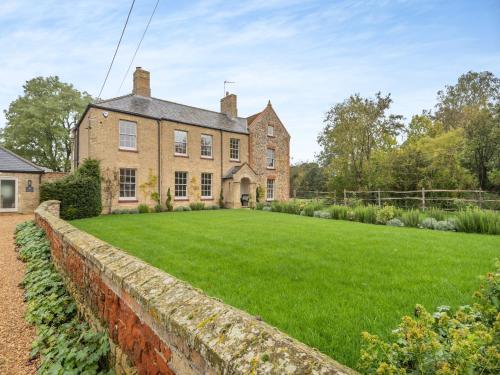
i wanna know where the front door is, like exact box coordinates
[0,178,17,212]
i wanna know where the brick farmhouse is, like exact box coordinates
[72,67,290,211]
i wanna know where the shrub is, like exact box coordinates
[386,218,404,227]
[420,217,438,229]
[154,204,162,213]
[128,208,139,214]
[455,208,500,235]
[255,202,265,210]
[219,189,224,208]
[189,202,205,211]
[138,204,150,214]
[271,201,302,214]
[166,188,173,212]
[426,207,448,221]
[353,205,377,224]
[302,201,324,217]
[314,210,331,219]
[327,205,349,220]
[401,209,422,227]
[375,205,396,224]
[262,206,272,212]
[208,204,220,210]
[184,206,192,211]
[359,261,500,374]
[434,220,457,231]
[40,159,102,221]
[174,206,185,212]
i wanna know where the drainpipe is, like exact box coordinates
[157,120,161,201]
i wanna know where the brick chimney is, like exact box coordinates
[133,67,151,97]
[220,92,237,117]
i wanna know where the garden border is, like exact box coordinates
[35,200,355,375]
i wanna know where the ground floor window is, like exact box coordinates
[201,173,212,198]
[266,179,275,201]
[119,168,136,199]
[175,171,188,198]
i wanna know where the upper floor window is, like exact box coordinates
[201,173,212,198]
[119,168,136,199]
[175,130,188,155]
[267,179,275,201]
[175,171,188,198]
[267,125,274,137]
[267,148,275,168]
[201,134,213,158]
[119,120,137,150]
[229,138,240,160]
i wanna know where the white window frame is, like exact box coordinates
[266,179,275,201]
[119,168,136,200]
[201,134,213,158]
[0,177,18,212]
[267,125,274,137]
[174,130,188,156]
[267,148,275,169]
[119,120,137,150]
[229,138,240,161]
[201,173,212,199]
[175,171,188,199]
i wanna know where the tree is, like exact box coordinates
[406,111,443,143]
[290,162,327,195]
[317,92,404,191]
[1,76,92,172]
[435,71,499,131]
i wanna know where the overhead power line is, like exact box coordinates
[97,0,136,100]
[118,0,160,94]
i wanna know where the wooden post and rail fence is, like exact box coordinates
[292,188,500,210]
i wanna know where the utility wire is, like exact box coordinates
[97,0,136,100]
[118,0,160,94]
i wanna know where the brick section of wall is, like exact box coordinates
[41,171,68,184]
[35,201,355,375]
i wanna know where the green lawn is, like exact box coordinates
[72,210,500,368]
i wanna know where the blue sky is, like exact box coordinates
[0,0,498,161]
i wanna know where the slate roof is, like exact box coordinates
[92,94,248,134]
[223,165,243,179]
[0,146,44,173]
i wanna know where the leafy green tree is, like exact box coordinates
[1,76,92,171]
[317,92,404,190]
[290,162,327,194]
[406,111,443,142]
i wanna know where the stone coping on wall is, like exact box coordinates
[35,200,356,375]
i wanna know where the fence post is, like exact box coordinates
[377,190,381,207]
[421,187,426,210]
[343,189,347,206]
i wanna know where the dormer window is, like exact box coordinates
[267,125,274,137]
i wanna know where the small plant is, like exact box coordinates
[154,204,162,213]
[359,261,500,374]
[174,206,185,212]
[455,208,499,235]
[401,209,422,227]
[375,205,396,224]
[219,189,224,208]
[426,207,448,221]
[302,201,324,217]
[184,206,192,211]
[255,202,265,210]
[353,205,377,224]
[327,205,349,220]
[256,185,264,203]
[386,218,404,227]
[434,219,457,231]
[138,204,150,214]
[166,188,173,212]
[420,217,438,229]
[314,210,331,219]
[262,206,272,212]
[189,202,205,211]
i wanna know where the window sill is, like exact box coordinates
[119,148,138,153]
[229,159,240,163]
[119,199,138,203]
[201,197,213,201]
[174,153,189,158]
[267,166,276,170]
[174,197,189,201]
[201,156,213,160]
[266,199,275,202]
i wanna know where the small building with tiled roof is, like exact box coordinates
[73,67,290,211]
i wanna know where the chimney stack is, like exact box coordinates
[133,67,151,97]
[220,92,237,117]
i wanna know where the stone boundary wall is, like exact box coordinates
[35,201,355,375]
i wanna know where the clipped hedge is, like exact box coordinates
[40,159,102,220]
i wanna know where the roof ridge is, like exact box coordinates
[96,93,134,104]
[149,95,247,120]
[0,145,44,171]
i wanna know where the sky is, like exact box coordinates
[0,0,499,162]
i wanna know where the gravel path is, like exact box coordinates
[0,214,38,374]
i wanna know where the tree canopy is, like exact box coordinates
[1,76,92,172]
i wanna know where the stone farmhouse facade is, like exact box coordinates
[72,67,290,211]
